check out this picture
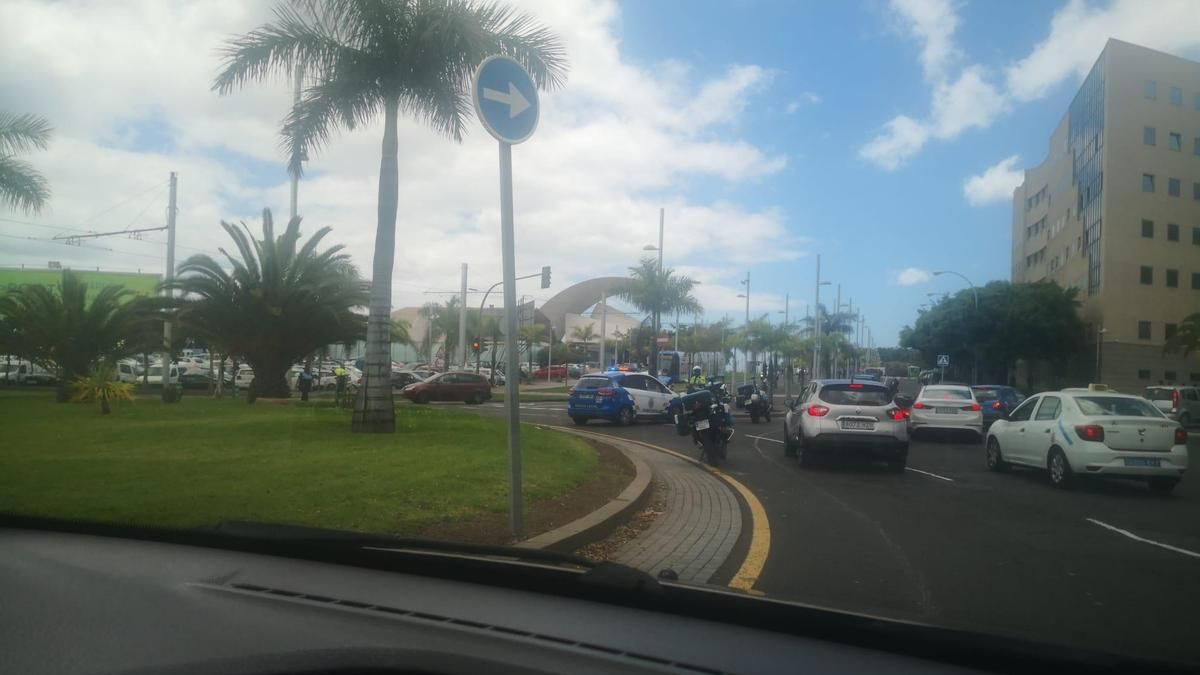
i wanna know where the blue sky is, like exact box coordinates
[3,0,1200,348]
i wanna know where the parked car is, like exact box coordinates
[1143,385,1199,428]
[0,359,57,385]
[531,365,568,380]
[909,384,983,440]
[971,385,1025,428]
[400,371,491,404]
[567,371,675,426]
[390,369,424,389]
[782,379,909,470]
[410,369,437,381]
[143,364,181,386]
[986,386,1188,494]
[116,360,140,383]
[234,367,255,389]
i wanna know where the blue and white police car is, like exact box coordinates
[567,369,677,426]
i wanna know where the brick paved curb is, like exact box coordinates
[515,430,652,554]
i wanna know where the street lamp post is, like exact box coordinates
[813,255,831,380]
[934,270,979,384]
[737,271,750,385]
[642,207,665,376]
[1095,326,1107,383]
[779,293,791,399]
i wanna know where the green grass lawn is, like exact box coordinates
[0,391,597,535]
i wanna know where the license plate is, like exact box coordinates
[695,418,710,431]
[578,394,594,402]
[935,407,958,414]
[1124,458,1161,467]
[841,420,875,431]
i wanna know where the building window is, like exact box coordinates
[1194,137,1200,156]
[1167,269,1179,287]
[1142,174,1155,192]
[1144,126,1156,145]
[1138,321,1152,340]
[1140,266,1153,285]
[1170,86,1183,105]
[1145,80,1157,99]
[1141,219,1154,238]
[1193,272,1200,290]
[1194,182,1200,200]
[1138,369,1152,380]
[1194,227,1200,246]
[1168,223,1180,241]
[1166,370,1178,382]
[1169,132,1182,151]
[1169,178,1181,197]
[1166,324,1178,340]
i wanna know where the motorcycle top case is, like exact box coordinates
[736,383,757,398]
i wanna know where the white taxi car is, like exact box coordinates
[985,385,1188,495]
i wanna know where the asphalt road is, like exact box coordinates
[457,399,1200,666]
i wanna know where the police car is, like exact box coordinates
[567,370,676,426]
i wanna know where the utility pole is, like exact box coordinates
[783,293,791,400]
[598,291,607,371]
[162,172,177,400]
[834,284,841,378]
[813,255,822,380]
[741,271,750,386]
[458,263,468,369]
[289,67,302,220]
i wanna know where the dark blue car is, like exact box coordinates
[568,371,677,426]
[971,385,1025,427]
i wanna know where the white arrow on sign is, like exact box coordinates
[482,82,530,118]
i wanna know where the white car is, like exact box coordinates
[143,364,180,386]
[909,384,984,440]
[234,367,255,388]
[985,386,1188,495]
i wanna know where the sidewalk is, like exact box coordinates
[601,438,743,584]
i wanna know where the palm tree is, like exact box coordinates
[214,0,567,433]
[518,323,546,374]
[569,323,598,360]
[390,317,413,346]
[70,359,135,415]
[0,112,52,214]
[0,269,162,402]
[618,257,703,374]
[165,209,368,401]
[1165,313,1200,357]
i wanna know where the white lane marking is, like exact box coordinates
[904,467,954,482]
[744,434,783,444]
[1086,518,1200,560]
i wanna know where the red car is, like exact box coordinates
[400,371,492,404]
[531,365,568,380]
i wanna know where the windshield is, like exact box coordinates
[3,1,1199,668]
[1075,396,1167,418]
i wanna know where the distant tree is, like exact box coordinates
[390,317,413,347]
[70,359,135,415]
[0,269,162,402]
[0,112,52,214]
[1164,312,1200,357]
[618,258,702,373]
[518,323,546,374]
[165,209,368,401]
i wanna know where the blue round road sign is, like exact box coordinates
[473,55,539,144]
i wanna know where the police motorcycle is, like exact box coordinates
[736,377,772,424]
[672,375,735,467]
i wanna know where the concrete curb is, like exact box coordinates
[515,429,653,553]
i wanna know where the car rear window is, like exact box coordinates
[1075,396,1164,417]
[1143,388,1174,401]
[972,387,1000,400]
[820,384,891,406]
[922,387,972,400]
[576,376,613,390]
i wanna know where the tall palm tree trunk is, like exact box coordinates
[353,98,400,433]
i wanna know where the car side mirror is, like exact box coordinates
[784,398,794,410]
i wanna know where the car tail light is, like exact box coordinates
[991,401,1003,409]
[1172,389,1180,411]
[849,383,863,389]
[1075,424,1105,442]
[568,387,575,395]
[964,403,981,411]
[912,401,927,409]
[886,407,908,421]
[1176,427,1188,445]
[807,404,830,417]
[596,387,616,397]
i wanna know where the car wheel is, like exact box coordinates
[618,407,635,426]
[764,408,771,423]
[1047,447,1073,490]
[783,422,797,457]
[571,416,588,426]
[886,444,908,473]
[465,393,481,405]
[750,413,759,424]
[415,392,431,405]
[798,438,818,468]
[1148,477,1179,496]
[986,437,1009,472]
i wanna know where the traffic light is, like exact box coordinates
[471,337,482,353]
[540,265,551,289]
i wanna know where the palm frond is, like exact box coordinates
[0,155,51,214]
[0,112,53,155]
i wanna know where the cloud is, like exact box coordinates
[1007,0,1200,102]
[963,155,1023,206]
[897,267,933,286]
[889,0,961,81]
[862,0,1200,169]
[0,0,797,314]
[784,91,822,114]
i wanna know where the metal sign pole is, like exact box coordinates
[498,141,523,537]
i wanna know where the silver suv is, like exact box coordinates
[782,379,909,471]
[1144,385,1199,428]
